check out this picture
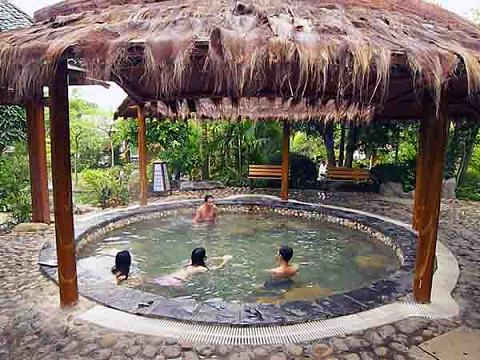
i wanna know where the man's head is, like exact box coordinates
[278,245,293,263]
[204,194,214,207]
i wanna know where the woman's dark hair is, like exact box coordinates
[191,247,207,267]
[279,246,293,262]
[204,194,214,203]
[111,250,131,279]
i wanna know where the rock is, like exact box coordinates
[143,345,158,358]
[0,315,9,331]
[195,345,213,357]
[179,340,193,350]
[179,180,224,191]
[422,329,434,338]
[360,353,375,360]
[13,223,49,233]
[379,182,409,198]
[345,337,369,350]
[216,345,231,356]
[269,354,287,360]
[73,204,96,215]
[286,344,303,357]
[393,355,406,360]
[374,347,389,357]
[312,343,333,359]
[395,318,429,334]
[184,351,199,360]
[162,345,182,359]
[364,330,384,346]
[124,345,141,357]
[229,352,252,360]
[94,349,113,360]
[165,338,177,346]
[253,347,270,360]
[342,354,360,360]
[99,335,117,348]
[392,333,409,345]
[63,341,79,353]
[389,342,409,353]
[412,336,424,345]
[442,178,456,199]
[329,338,349,352]
[110,356,126,360]
[153,356,166,360]
[80,343,99,356]
[377,325,396,339]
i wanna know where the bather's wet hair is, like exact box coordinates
[191,247,207,267]
[111,250,131,279]
[204,194,214,203]
[279,246,293,263]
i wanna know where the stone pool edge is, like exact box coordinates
[38,195,422,326]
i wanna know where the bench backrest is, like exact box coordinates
[248,164,283,179]
[326,166,370,181]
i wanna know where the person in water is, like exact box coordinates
[154,247,232,287]
[269,246,299,279]
[111,250,131,284]
[193,195,217,223]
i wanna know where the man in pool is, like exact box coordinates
[193,194,217,223]
[269,245,299,279]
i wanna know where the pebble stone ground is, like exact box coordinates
[0,188,478,360]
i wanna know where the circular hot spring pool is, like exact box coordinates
[79,210,400,303]
[40,196,416,325]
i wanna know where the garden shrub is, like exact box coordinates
[0,144,31,223]
[80,165,132,208]
[370,160,417,192]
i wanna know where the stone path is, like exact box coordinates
[0,188,478,359]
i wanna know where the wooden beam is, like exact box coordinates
[137,105,148,206]
[413,91,449,303]
[281,120,290,201]
[26,101,50,224]
[49,59,79,307]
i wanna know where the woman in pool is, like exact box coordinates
[111,250,131,284]
[154,247,232,287]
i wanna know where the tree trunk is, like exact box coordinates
[456,125,479,186]
[323,123,336,167]
[344,125,358,168]
[338,125,346,167]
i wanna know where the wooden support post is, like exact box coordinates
[413,92,449,303]
[137,106,148,206]
[412,106,428,230]
[281,120,290,201]
[50,59,78,307]
[26,101,50,224]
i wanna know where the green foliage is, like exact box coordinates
[69,95,112,179]
[291,131,326,161]
[0,105,26,155]
[456,137,480,201]
[0,143,31,223]
[79,165,132,208]
[370,160,417,192]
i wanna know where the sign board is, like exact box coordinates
[153,161,171,193]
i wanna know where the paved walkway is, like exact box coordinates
[0,189,478,360]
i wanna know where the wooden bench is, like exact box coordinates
[325,167,371,182]
[248,164,283,180]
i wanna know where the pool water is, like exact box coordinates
[78,210,400,303]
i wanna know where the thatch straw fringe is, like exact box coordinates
[0,0,479,117]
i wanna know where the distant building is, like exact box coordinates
[0,0,31,32]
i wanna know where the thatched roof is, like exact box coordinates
[1,0,480,120]
[115,96,376,123]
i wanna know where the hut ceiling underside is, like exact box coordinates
[1,0,480,121]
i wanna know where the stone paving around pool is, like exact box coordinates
[0,188,478,360]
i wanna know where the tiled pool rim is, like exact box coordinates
[39,195,417,326]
